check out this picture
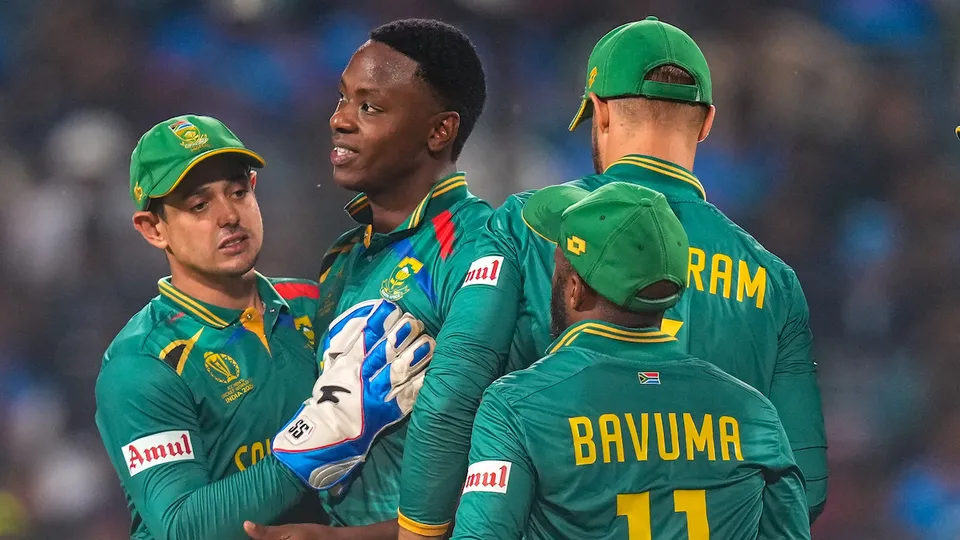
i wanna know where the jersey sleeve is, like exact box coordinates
[398,215,523,535]
[757,416,812,540]
[769,273,828,521]
[448,389,535,540]
[95,354,307,540]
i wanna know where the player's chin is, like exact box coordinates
[332,167,372,193]
[214,251,260,278]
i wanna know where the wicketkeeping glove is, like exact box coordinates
[272,299,435,490]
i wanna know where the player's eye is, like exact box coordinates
[232,188,248,199]
[190,201,209,213]
[359,102,380,114]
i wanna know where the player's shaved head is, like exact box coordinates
[370,18,486,160]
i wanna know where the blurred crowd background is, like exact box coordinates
[0,0,956,538]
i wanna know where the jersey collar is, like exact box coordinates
[157,272,289,329]
[546,320,678,355]
[603,154,706,201]
[342,171,470,246]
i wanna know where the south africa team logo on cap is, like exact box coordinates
[169,119,209,151]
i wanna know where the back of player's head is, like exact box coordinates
[612,65,711,131]
[370,18,486,160]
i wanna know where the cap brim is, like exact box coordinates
[521,185,592,243]
[152,147,266,201]
[956,126,960,139]
[568,98,593,132]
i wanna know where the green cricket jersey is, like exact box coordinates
[450,320,810,540]
[312,172,491,526]
[95,273,324,540]
[399,154,826,534]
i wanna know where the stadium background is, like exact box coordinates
[0,0,956,538]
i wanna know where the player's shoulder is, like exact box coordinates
[448,193,493,228]
[487,349,590,405]
[683,356,777,413]
[690,202,801,290]
[99,299,185,383]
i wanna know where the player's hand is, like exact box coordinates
[243,521,333,540]
[272,299,435,490]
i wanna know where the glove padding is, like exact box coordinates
[272,300,435,490]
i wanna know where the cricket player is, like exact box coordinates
[398,17,827,538]
[450,182,810,539]
[243,18,491,540]
[95,115,435,540]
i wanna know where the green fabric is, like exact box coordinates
[398,153,827,529]
[522,182,689,311]
[311,172,492,526]
[569,17,712,131]
[95,274,323,539]
[129,115,265,210]
[450,320,810,540]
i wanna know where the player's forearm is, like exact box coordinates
[159,456,307,540]
[400,278,521,529]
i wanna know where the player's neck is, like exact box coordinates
[366,162,457,233]
[609,130,697,172]
[169,265,261,311]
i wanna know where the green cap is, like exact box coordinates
[129,115,266,210]
[523,182,689,312]
[569,16,712,131]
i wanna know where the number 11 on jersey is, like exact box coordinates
[617,489,709,539]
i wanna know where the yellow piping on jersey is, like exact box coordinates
[606,156,706,201]
[158,280,230,328]
[550,322,676,354]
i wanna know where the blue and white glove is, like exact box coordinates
[272,300,435,490]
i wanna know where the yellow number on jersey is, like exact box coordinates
[617,489,709,539]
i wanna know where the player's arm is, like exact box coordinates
[399,224,523,537]
[448,389,534,540]
[769,273,828,522]
[757,415,812,540]
[95,355,308,540]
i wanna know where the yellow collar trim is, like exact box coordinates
[606,156,706,200]
[158,280,231,328]
[345,174,468,230]
[549,321,675,354]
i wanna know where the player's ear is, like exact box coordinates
[698,105,716,143]
[249,170,258,191]
[569,272,588,312]
[133,209,169,250]
[589,93,610,133]
[427,111,460,154]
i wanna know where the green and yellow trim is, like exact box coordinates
[548,321,676,354]
[568,97,591,132]
[345,194,369,216]
[521,210,556,244]
[397,509,449,537]
[158,280,231,328]
[149,147,265,204]
[406,174,466,230]
[343,173,468,230]
[605,156,706,200]
[159,328,204,375]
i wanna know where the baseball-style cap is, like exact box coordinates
[129,115,266,210]
[568,16,712,131]
[523,182,689,312]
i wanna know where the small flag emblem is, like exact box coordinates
[638,371,661,385]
